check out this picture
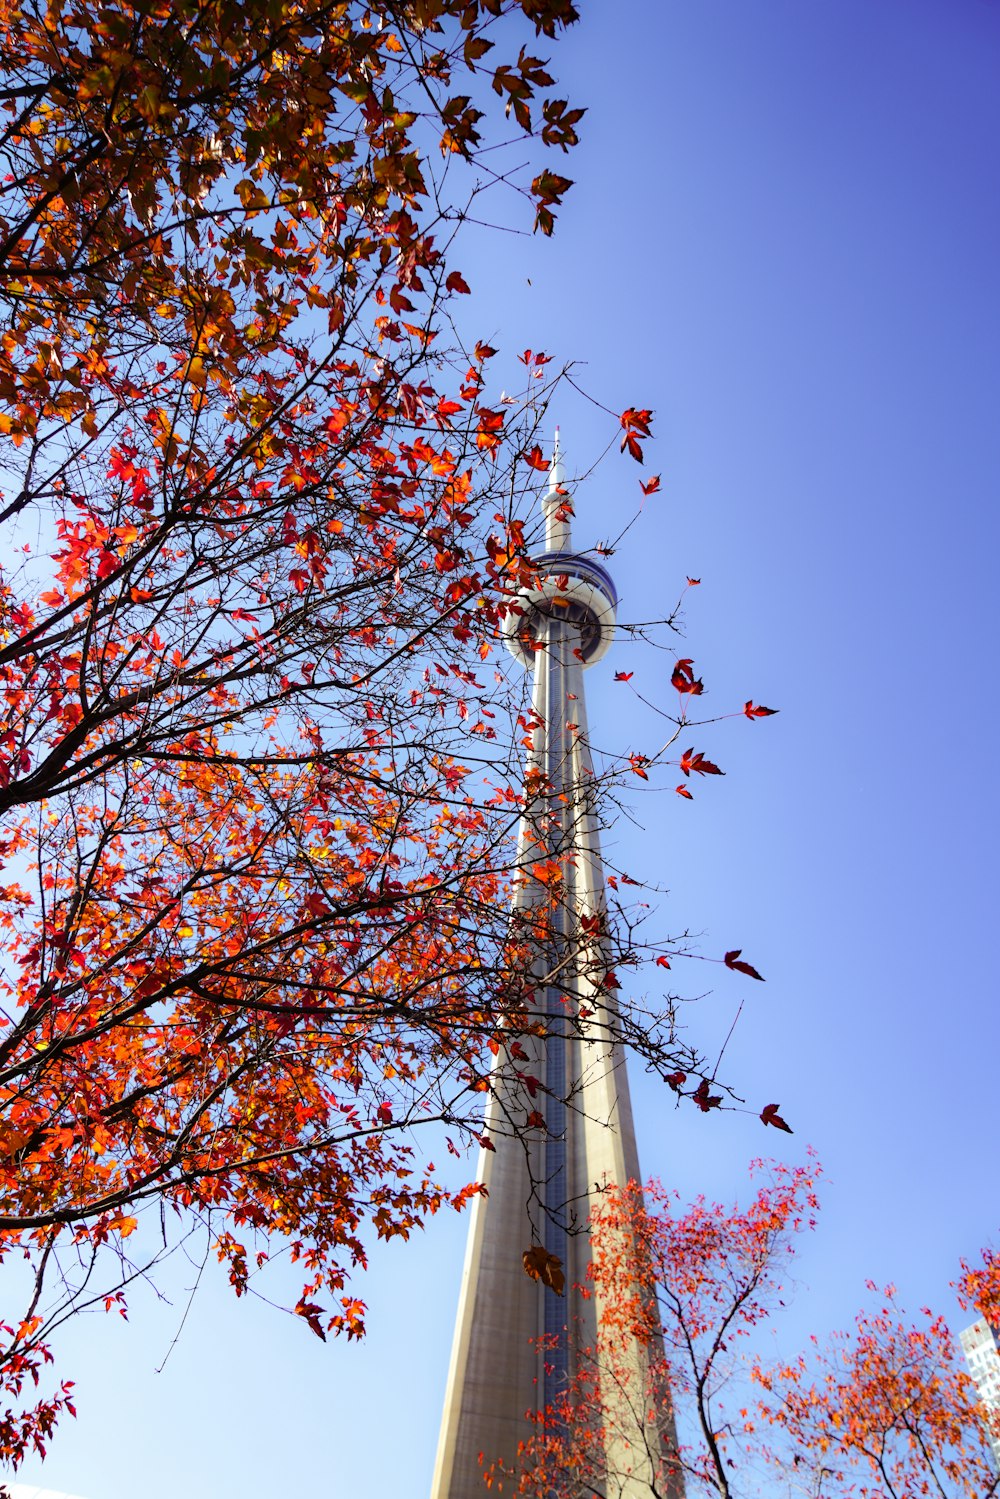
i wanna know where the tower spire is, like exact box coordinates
[431,444,682,1498]
[542,426,571,552]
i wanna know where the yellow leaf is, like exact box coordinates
[184,356,207,390]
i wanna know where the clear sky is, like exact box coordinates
[13,2,1000,1495]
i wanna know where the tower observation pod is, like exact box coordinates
[430,437,685,1498]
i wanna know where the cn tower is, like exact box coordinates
[431,437,682,1497]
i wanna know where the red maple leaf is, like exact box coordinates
[671,658,704,696]
[675,784,693,799]
[724,949,765,982]
[679,748,724,778]
[619,407,653,463]
[760,1103,793,1133]
[691,1077,722,1112]
[294,1299,328,1341]
[744,701,778,720]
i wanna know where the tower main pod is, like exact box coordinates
[431,444,682,1497]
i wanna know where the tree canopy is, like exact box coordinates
[488,1163,1000,1499]
[0,0,785,1469]
[0,0,591,1459]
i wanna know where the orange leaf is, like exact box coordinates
[522,1244,565,1295]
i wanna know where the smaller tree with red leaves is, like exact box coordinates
[958,1247,1000,1337]
[756,1286,1000,1499]
[487,1160,1000,1499]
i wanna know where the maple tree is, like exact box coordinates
[487,1163,1000,1498]
[0,0,595,1462]
[959,1252,1000,1342]
[0,0,789,1469]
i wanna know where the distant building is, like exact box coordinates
[960,1317,1000,1465]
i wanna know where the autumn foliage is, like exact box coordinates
[488,1163,1000,1498]
[0,0,597,1461]
[0,0,792,1469]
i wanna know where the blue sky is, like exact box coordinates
[15,2,1000,1494]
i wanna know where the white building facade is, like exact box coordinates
[959,1317,1000,1466]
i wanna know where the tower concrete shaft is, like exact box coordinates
[431,443,681,1498]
